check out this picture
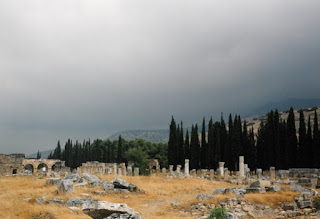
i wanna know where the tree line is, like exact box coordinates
[168,107,320,171]
[48,137,168,174]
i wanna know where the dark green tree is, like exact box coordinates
[207,117,214,168]
[177,121,184,166]
[306,116,313,167]
[287,107,297,168]
[168,116,177,166]
[201,117,207,168]
[298,109,307,167]
[37,150,41,159]
[117,135,123,163]
[184,129,190,159]
[313,110,320,167]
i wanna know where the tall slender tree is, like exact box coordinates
[201,117,207,168]
[207,117,214,168]
[287,107,297,168]
[184,129,190,159]
[117,135,123,163]
[168,116,177,166]
[306,116,313,167]
[313,110,320,167]
[298,109,307,167]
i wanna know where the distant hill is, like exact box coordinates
[27,149,54,159]
[249,98,320,117]
[245,106,320,135]
[108,129,169,143]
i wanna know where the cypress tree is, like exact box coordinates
[37,150,41,159]
[242,120,250,165]
[184,129,190,159]
[287,107,297,168]
[213,121,221,169]
[190,124,200,169]
[207,117,214,168]
[232,115,241,170]
[256,121,266,169]
[176,124,180,166]
[168,116,177,166]
[313,110,320,167]
[298,109,307,167]
[274,110,281,169]
[227,114,234,170]
[248,127,256,169]
[201,117,207,168]
[306,116,313,167]
[117,135,123,163]
[178,121,184,166]
[279,120,288,169]
[220,113,228,165]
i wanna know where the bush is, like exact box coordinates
[315,197,320,210]
[209,207,227,219]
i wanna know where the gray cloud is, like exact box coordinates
[0,0,320,154]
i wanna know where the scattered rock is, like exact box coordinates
[82,201,143,219]
[35,196,47,204]
[81,173,100,187]
[283,203,298,211]
[50,198,64,205]
[46,177,61,185]
[266,185,281,192]
[250,180,271,188]
[196,194,214,201]
[212,188,226,195]
[57,179,74,194]
[245,187,266,194]
[64,173,80,182]
[296,192,313,209]
[66,197,96,207]
[75,182,88,187]
[68,206,81,211]
[92,190,107,195]
[290,182,318,196]
[112,178,137,192]
[101,180,115,191]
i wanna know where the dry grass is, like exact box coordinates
[244,190,299,208]
[0,175,301,219]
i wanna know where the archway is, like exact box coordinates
[37,163,49,172]
[24,164,34,174]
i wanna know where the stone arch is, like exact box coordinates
[37,163,49,172]
[24,164,34,174]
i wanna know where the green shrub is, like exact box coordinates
[315,197,320,210]
[209,207,228,219]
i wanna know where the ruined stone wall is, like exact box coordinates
[0,154,25,176]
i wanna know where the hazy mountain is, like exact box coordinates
[249,98,320,117]
[27,149,54,159]
[108,129,169,143]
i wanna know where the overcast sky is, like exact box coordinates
[1,1,320,154]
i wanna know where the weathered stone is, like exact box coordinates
[50,198,64,205]
[285,210,299,217]
[66,197,96,207]
[196,194,214,200]
[75,182,88,187]
[283,203,298,211]
[57,179,74,194]
[297,192,313,209]
[298,178,316,188]
[250,180,271,188]
[212,188,226,195]
[64,173,80,182]
[245,187,266,194]
[46,177,61,185]
[92,190,107,195]
[239,156,245,177]
[266,185,281,192]
[290,182,318,195]
[82,201,143,219]
[101,180,115,191]
[81,173,100,187]
[35,196,47,204]
[112,178,137,192]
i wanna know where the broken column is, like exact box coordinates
[184,159,189,176]
[210,169,215,180]
[176,165,181,175]
[256,169,262,180]
[192,169,196,178]
[219,162,225,176]
[127,166,132,176]
[201,169,206,178]
[270,167,276,182]
[156,165,160,176]
[162,168,166,176]
[169,165,174,176]
[224,168,229,181]
[121,163,126,176]
[239,156,245,178]
[118,168,122,176]
[134,167,139,176]
[113,163,117,175]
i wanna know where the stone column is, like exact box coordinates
[244,164,248,174]
[219,162,225,176]
[239,156,245,177]
[176,165,181,174]
[270,167,276,182]
[201,169,206,178]
[192,169,196,178]
[256,168,262,180]
[224,168,229,181]
[121,163,126,176]
[169,165,174,176]
[134,167,139,176]
[184,159,190,176]
[113,163,117,175]
[162,168,166,176]
[127,166,132,176]
[118,168,122,176]
[156,165,160,176]
[209,169,215,180]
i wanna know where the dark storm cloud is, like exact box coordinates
[0,0,320,154]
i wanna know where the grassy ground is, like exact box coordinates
[0,175,304,219]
